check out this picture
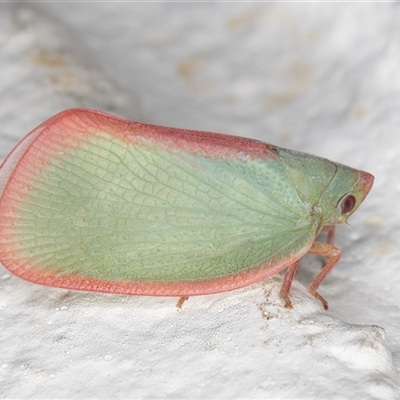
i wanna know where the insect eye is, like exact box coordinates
[339,194,356,214]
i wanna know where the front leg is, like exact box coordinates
[323,225,336,245]
[307,241,341,310]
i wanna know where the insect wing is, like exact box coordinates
[0,110,316,295]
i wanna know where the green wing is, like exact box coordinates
[4,132,318,283]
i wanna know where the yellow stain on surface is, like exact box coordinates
[353,107,367,120]
[263,61,314,109]
[176,54,209,91]
[373,239,394,256]
[226,9,263,32]
[279,131,292,142]
[31,51,65,68]
[50,72,77,90]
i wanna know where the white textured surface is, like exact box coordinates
[0,3,399,399]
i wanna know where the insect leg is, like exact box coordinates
[326,225,335,245]
[320,225,336,245]
[308,242,341,310]
[176,296,189,309]
[279,261,299,309]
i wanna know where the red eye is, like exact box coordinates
[340,194,356,214]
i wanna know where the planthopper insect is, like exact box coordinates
[0,109,373,309]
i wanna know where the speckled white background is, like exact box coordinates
[0,3,399,399]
